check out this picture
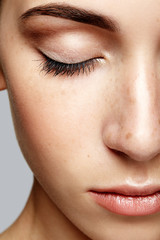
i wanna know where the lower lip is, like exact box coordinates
[90,191,160,216]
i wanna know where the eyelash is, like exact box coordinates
[40,54,101,77]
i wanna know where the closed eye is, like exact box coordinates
[39,53,103,77]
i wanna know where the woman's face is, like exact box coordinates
[1,0,160,239]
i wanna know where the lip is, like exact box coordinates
[91,185,160,196]
[89,185,160,216]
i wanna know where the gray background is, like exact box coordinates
[0,90,33,233]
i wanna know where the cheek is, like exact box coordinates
[7,72,107,194]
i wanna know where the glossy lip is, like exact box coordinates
[89,185,160,216]
[90,184,160,196]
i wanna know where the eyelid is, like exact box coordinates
[41,51,101,64]
[39,51,104,77]
[39,49,102,64]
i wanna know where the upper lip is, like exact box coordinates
[90,185,160,196]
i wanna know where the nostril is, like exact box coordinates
[108,145,160,162]
[109,148,129,159]
[111,146,160,162]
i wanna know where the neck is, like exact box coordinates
[5,178,90,240]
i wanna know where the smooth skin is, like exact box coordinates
[1,0,160,239]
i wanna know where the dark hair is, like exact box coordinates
[0,0,3,12]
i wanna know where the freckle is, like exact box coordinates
[157,18,160,22]
[87,154,90,158]
[159,119,160,125]
[126,132,132,139]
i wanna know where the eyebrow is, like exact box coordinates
[19,3,120,33]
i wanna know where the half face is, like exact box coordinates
[1,0,160,239]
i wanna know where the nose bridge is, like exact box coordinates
[125,53,160,159]
[128,52,157,136]
[105,49,160,162]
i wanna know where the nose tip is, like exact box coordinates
[104,125,160,162]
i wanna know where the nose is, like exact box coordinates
[103,53,160,162]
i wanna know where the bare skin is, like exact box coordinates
[1,0,160,239]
